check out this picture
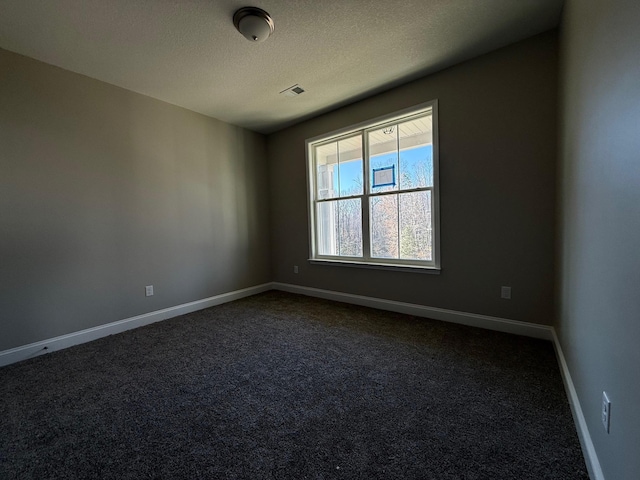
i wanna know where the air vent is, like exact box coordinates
[280,84,305,97]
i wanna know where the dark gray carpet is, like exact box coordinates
[1,291,588,479]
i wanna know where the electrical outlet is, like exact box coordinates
[602,391,611,433]
[145,285,154,297]
[294,265,299,274]
[501,286,511,299]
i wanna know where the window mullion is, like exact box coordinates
[396,127,401,260]
[336,199,341,256]
[396,195,401,260]
[370,187,430,198]
[335,142,340,257]
[362,131,371,260]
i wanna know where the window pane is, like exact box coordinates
[370,194,398,259]
[368,126,398,194]
[338,136,363,197]
[399,115,433,189]
[338,199,362,256]
[399,191,432,261]
[317,201,338,255]
[316,143,338,200]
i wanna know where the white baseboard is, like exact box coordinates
[1,282,552,368]
[272,282,553,340]
[0,283,272,368]
[273,283,601,477]
[2,280,599,478]
[551,328,605,480]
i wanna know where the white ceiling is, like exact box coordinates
[0,0,564,133]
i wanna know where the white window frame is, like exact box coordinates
[306,100,440,272]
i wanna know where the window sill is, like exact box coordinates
[308,258,441,274]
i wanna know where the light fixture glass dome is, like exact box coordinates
[233,7,274,43]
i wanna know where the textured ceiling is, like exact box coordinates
[0,0,564,133]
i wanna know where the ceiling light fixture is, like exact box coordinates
[233,7,274,43]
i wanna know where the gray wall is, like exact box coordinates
[558,1,640,479]
[0,48,271,351]
[268,32,558,325]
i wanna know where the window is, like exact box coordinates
[306,101,440,270]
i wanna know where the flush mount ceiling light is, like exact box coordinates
[233,7,274,43]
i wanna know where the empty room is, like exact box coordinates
[1,1,638,479]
